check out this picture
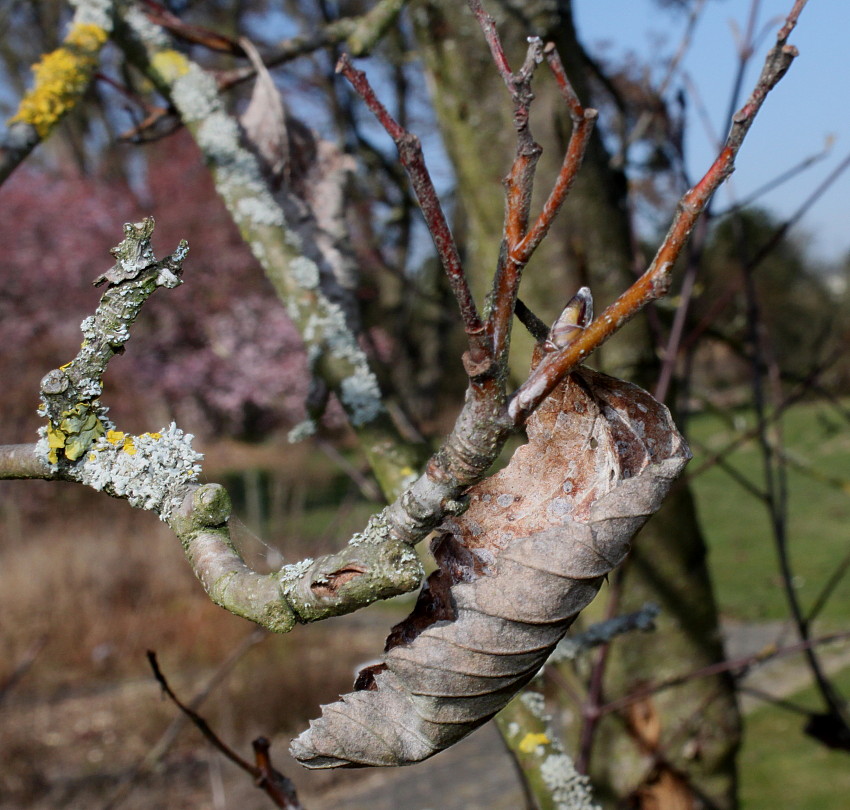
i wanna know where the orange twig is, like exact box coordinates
[508,4,803,425]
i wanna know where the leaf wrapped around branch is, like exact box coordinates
[291,366,690,768]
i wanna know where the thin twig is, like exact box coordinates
[336,55,483,341]
[511,45,598,265]
[684,347,841,483]
[599,629,850,717]
[714,139,833,217]
[466,0,513,84]
[103,630,267,810]
[681,149,850,356]
[0,635,48,704]
[806,549,850,626]
[576,567,624,774]
[146,651,303,809]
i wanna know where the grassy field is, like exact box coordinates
[687,398,850,624]
[740,667,850,810]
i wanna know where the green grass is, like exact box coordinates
[740,665,850,809]
[687,399,850,624]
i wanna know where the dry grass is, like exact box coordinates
[0,469,402,809]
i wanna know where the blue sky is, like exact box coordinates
[574,0,850,264]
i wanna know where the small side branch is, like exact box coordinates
[464,5,598,366]
[147,651,303,809]
[217,0,408,89]
[336,55,483,341]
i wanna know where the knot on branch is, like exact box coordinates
[193,483,232,527]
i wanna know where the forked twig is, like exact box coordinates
[147,651,303,809]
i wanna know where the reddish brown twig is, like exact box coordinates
[336,54,483,342]
[487,37,546,361]
[468,21,597,362]
[147,651,303,809]
[466,0,513,85]
[511,44,597,265]
[508,2,803,425]
[142,1,246,56]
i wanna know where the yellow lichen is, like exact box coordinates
[59,361,73,371]
[150,50,190,83]
[46,402,106,463]
[518,732,550,753]
[9,23,108,138]
[106,429,137,454]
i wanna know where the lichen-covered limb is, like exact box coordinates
[27,218,203,522]
[0,0,114,185]
[496,691,601,810]
[114,7,422,500]
[218,0,408,88]
[37,217,188,468]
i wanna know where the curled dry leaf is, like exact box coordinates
[239,36,289,183]
[290,365,691,768]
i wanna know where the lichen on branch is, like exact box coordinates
[1,0,114,184]
[34,217,200,520]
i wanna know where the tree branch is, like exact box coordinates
[508,1,804,425]
[0,1,113,185]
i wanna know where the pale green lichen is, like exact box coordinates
[289,256,320,289]
[125,5,169,50]
[347,512,392,547]
[514,691,601,810]
[277,557,315,586]
[170,60,218,123]
[38,400,113,466]
[340,367,383,426]
[520,689,546,716]
[69,422,203,521]
[539,754,600,810]
[287,419,317,443]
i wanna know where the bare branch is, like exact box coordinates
[216,0,408,90]
[336,54,484,341]
[0,444,52,480]
[600,629,850,717]
[147,651,303,809]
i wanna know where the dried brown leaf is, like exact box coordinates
[291,367,690,768]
